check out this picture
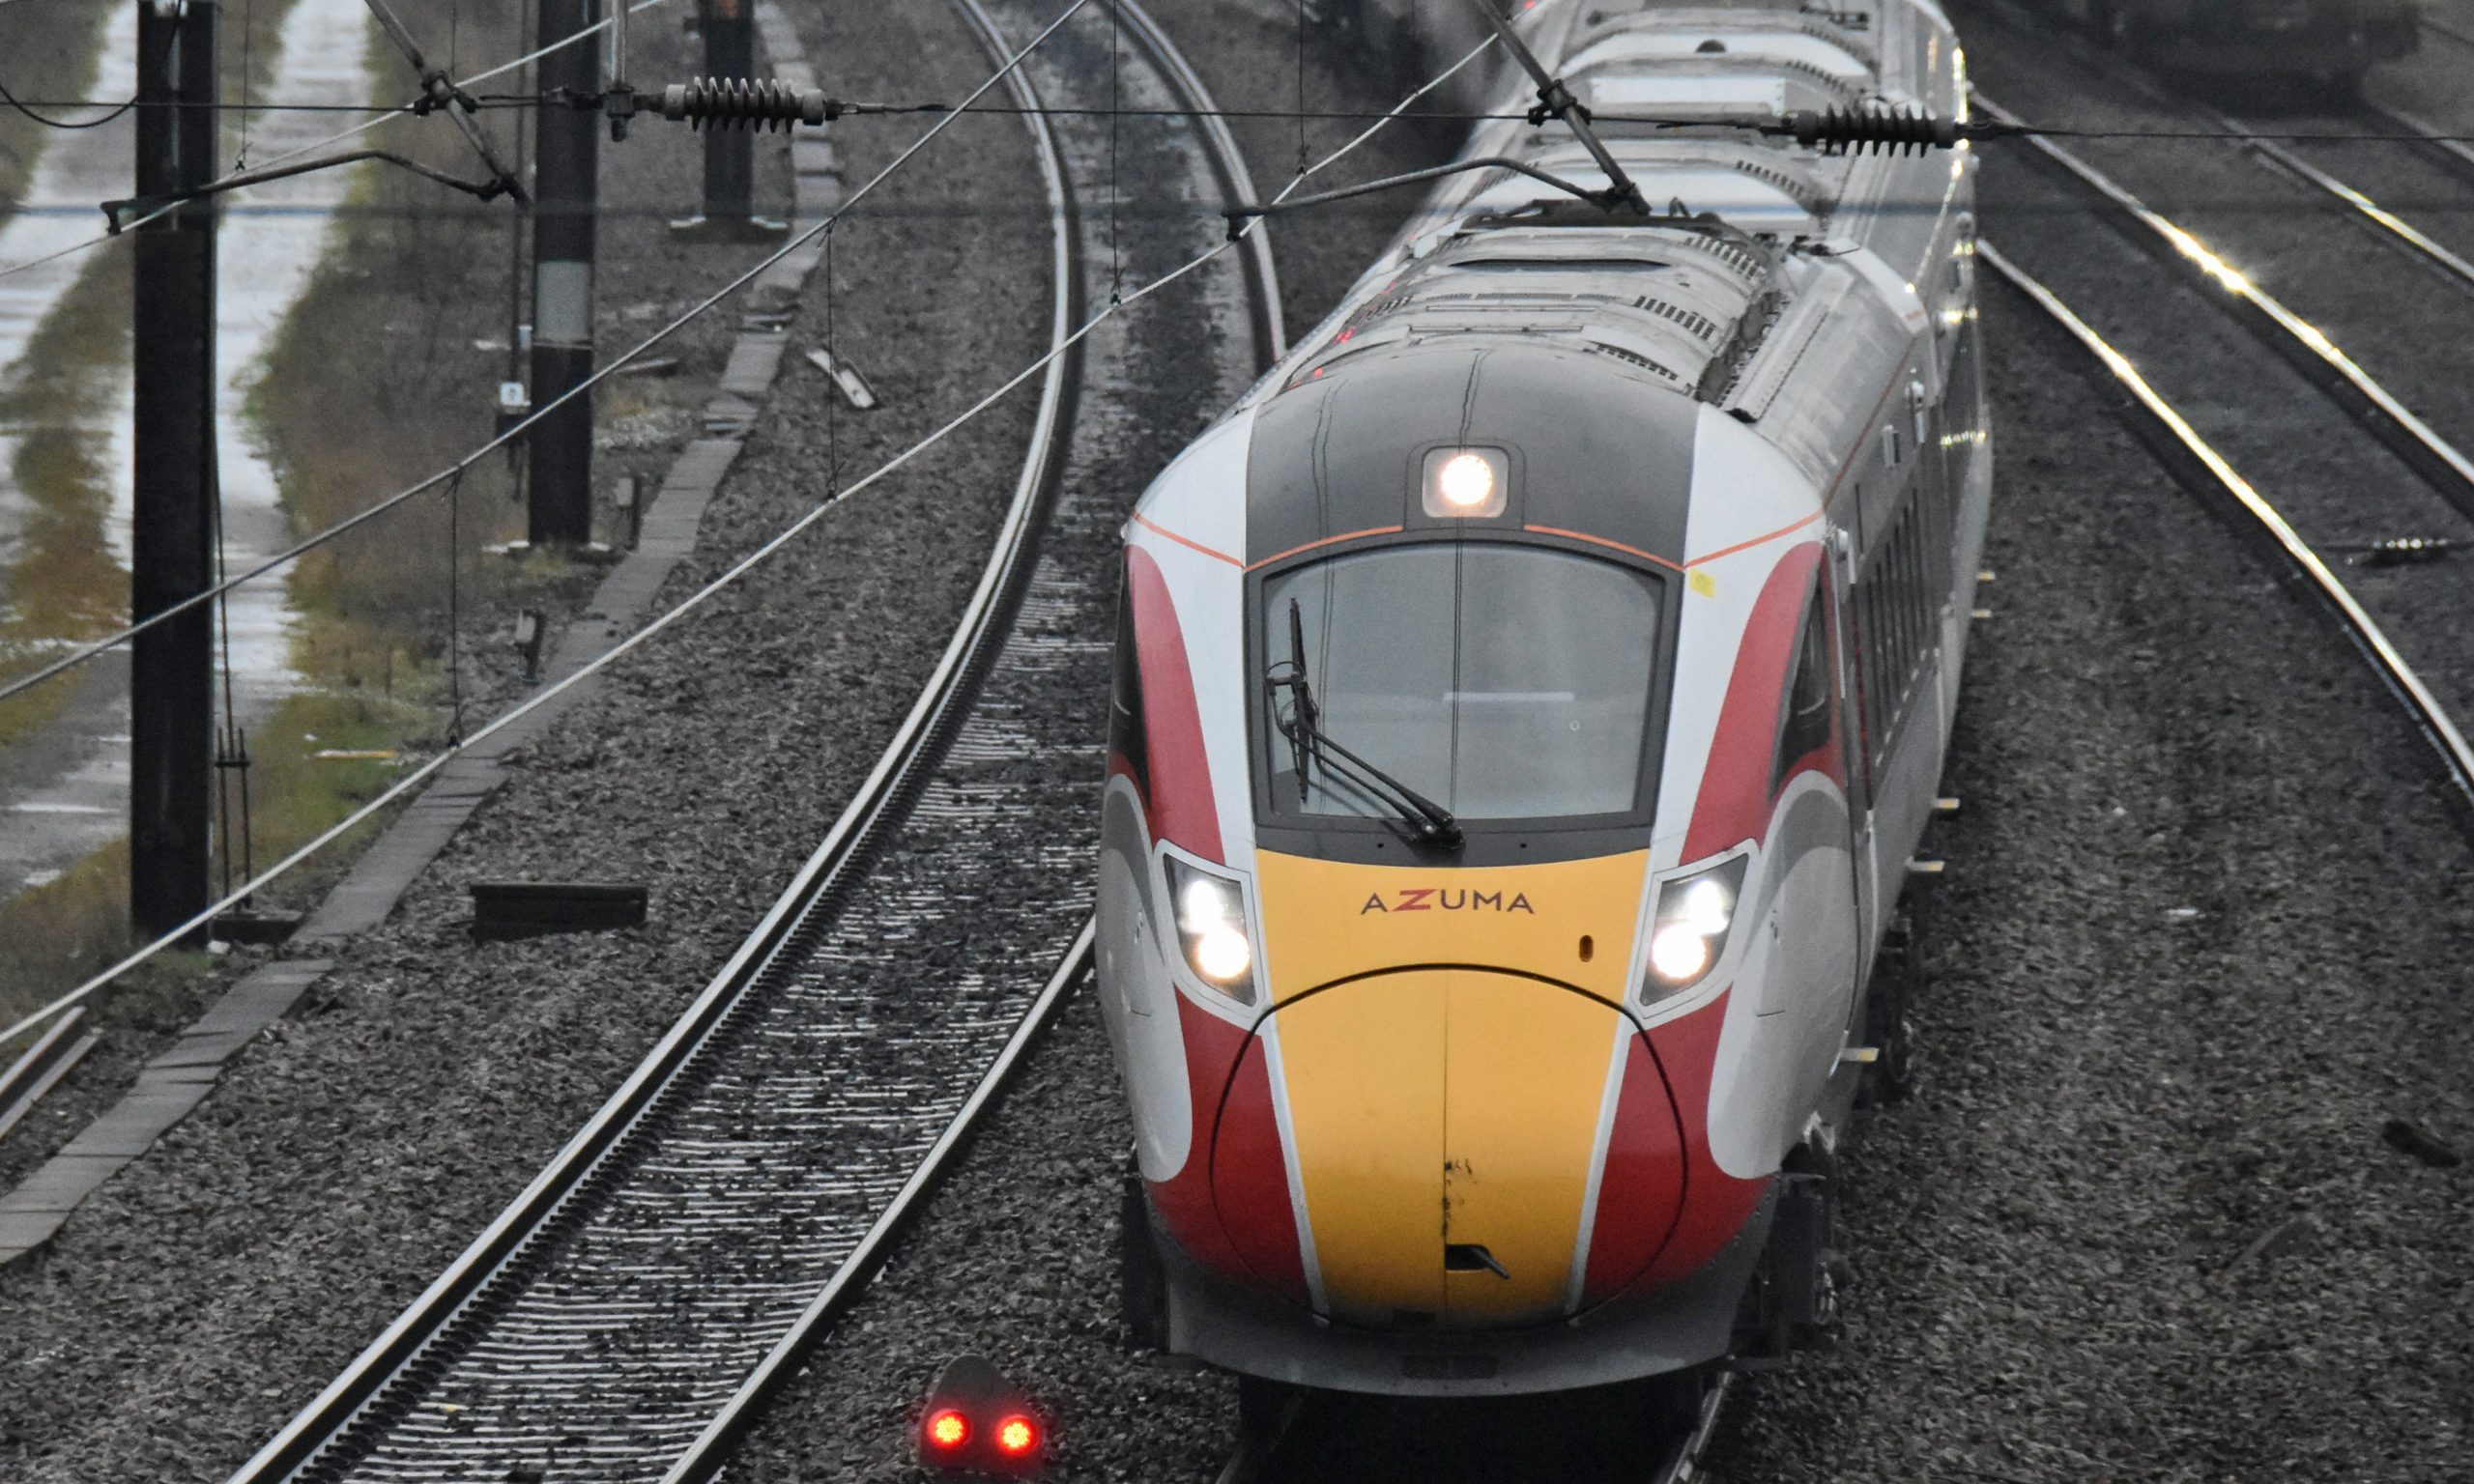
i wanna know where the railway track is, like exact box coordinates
[2195,105,2474,296]
[1974,94,2474,512]
[1979,241,2474,809]
[218,4,1280,1482]
[1964,93,2474,755]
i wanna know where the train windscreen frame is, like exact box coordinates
[1251,539,1672,842]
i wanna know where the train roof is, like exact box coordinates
[1280,223,1779,403]
[1144,0,1964,553]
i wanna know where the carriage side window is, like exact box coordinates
[1854,489,1951,775]
[1774,575,1832,793]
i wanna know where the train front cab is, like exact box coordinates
[1097,352,1981,1393]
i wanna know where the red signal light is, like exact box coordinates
[926,1409,969,1450]
[996,1414,1040,1457]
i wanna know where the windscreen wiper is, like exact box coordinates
[1267,599,1463,850]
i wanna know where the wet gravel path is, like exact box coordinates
[0,7,1058,1480]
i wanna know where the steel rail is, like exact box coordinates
[2421,14,2474,49]
[1981,240,2474,813]
[2356,97,2474,182]
[643,5,1292,1476]
[0,0,1096,716]
[1975,93,2474,522]
[221,0,1302,1477]
[2199,105,2474,297]
[0,0,1108,1053]
[1970,0,2474,239]
[1112,0,1287,366]
[218,2,1088,1478]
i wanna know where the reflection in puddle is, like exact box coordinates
[0,0,379,898]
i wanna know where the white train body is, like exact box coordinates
[1097,0,1992,1395]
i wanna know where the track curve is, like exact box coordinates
[222,4,1085,1479]
[219,1,1292,1479]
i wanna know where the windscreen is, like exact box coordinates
[1262,544,1663,823]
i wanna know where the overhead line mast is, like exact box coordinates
[129,0,220,942]
[531,0,602,547]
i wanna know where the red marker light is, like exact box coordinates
[996,1414,1040,1457]
[926,1410,969,1450]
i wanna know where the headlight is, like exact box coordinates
[1165,857,1257,1005]
[1643,856,1748,1001]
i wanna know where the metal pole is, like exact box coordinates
[131,0,219,941]
[703,0,753,223]
[528,0,598,547]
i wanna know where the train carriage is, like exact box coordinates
[1097,0,1993,1404]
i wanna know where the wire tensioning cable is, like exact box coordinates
[0,0,1094,710]
[0,0,1559,1051]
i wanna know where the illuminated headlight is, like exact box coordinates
[1165,857,1257,1005]
[1643,856,1748,1001]
[1421,446,1510,519]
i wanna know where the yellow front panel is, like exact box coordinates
[1273,972,1449,1324]
[1256,848,1647,1327]
[1440,972,1622,1324]
[1252,850,1653,1006]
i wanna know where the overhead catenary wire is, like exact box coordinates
[0,0,1096,711]
[0,0,1543,1052]
[12,92,2474,148]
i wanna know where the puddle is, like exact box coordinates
[0,0,379,899]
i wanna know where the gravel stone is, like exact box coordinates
[0,7,1058,1479]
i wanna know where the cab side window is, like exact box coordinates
[1774,575,1832,792]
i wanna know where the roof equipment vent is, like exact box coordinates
[1634,296,1723,344]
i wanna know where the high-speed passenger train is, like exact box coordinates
[1095,0,1992,1407]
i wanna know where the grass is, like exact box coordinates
[0,838,127,1051]
[0,834,248,1062]
[0,687,422,1052]
[0,0,487,1039]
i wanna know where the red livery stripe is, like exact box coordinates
[1580,1034,1689,1305]
[1144,996,1309,1305]
[1682,543,1825,862]
[1127,545,1225,865]
[1639,991,1769,1285]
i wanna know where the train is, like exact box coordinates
[1095,0,1992,1424]
[2045,0,2420,83]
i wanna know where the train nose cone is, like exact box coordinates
[1221,970,1683,1329]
